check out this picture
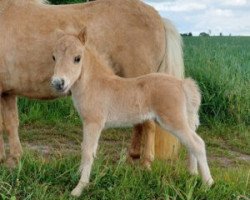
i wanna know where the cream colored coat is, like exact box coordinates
[51,34,213,197]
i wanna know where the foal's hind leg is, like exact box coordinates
[188,154,198,175]
[2,95,22,167]
[185,130,213,185]
[0,97,6,162]
[71,120,104,197]
[158,116,213,185]
[187,113,199,175]
[175,127,213,185]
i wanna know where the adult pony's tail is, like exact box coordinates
[183,78,201,130]
[158,18,184,79]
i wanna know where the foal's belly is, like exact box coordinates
[105,111,155,129]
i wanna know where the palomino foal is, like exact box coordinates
[51,31,213,197]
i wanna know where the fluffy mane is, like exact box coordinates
[84,46,115,76]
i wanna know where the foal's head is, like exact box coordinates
[51,29,86,93]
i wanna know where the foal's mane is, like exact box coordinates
[84,46,115,76]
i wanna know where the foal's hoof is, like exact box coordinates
[71,188,82,198]
[188,168,198,176]
[71,182,88,197]
[203,177,214,188]
[206,178,214,187]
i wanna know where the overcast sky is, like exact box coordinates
[144,0,250,36]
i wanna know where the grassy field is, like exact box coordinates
[0,37,249,200]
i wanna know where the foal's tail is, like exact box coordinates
[183,78,201,130]
[158,18,184,79]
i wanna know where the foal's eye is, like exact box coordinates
[74,55,81,64]
[52,55,56,61]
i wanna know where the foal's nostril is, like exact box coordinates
[61,79,65,87]
[52,78,66,91]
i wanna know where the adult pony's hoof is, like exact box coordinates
[71,181,88,197]
[126,153,140,165]
[5,157,19,168]
[128,149,141,160]
[0,154,6,163]
[142,159,152,170]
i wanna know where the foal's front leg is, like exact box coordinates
[71,121,104,197]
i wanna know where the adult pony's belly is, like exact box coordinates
[0,0,166,97]
[5,83,65,100]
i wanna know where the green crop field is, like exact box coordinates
[0,2,249,198]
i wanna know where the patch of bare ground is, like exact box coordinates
[209,151,250,167]
[18,124,131,161]
[207,138,250,167]
[5,124,248,168]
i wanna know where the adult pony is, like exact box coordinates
[0,0,184,166]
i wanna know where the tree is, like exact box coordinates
[199,32,209,37]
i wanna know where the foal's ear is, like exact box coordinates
[78,27,87,44]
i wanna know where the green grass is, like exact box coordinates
[1,37,249,199]
[0,122,249,199]
[184,36,250,125]
[0,149,249,200]
[18,97,80,126]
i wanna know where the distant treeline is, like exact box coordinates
[181,32,209,37]
[182,32,232,37]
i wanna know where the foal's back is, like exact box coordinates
[102,73,186,124]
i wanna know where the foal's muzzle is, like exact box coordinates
[51,77,66,92]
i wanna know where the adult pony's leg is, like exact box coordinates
[0,97,6,162]
[141,120,155,169]
[2,95,22,167]
[71,120,103,197]
[128,124,143,160]
[128,121,156,169]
